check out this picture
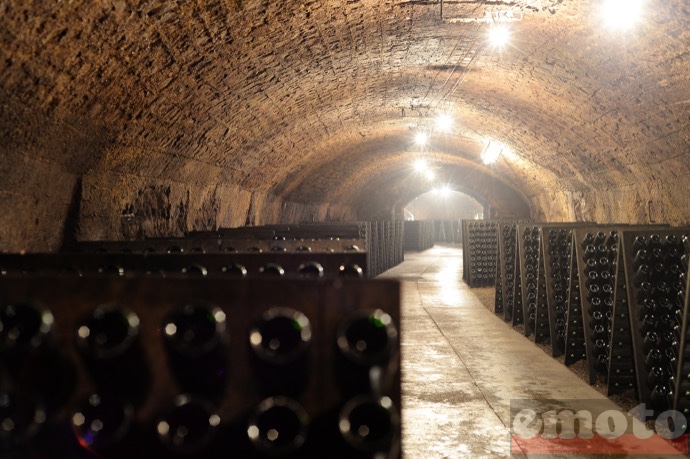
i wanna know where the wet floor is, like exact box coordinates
[379,245,686,459]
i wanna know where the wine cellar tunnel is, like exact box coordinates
[3,0,690,458]
[3,0,690,252]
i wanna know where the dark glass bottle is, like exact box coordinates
[156,395,220,455]
[0,392,46,453]
[594,354,608,372]
[646,367,665,388]
[0,303,54,361]
[298,262,324,278]
[633,250,650,270]
[97,265,125,276]
[591,324,607,341]
[337,395,400,458]
[633,264,651,287]
[666,234,680,246]
[648,233,662,247]
[590,297,602,309]
[76,305,148,406]
[598,257,610,269]
[581,233,595,249]
[222,263,248,277]
[587,284,600,301]
[181,264,207,276]
[640,298,658,319]
[2,303,74,413]
[249,308,312,395]
[590,311,604,327]
[70,393,134,456]
[339,264,364,278]
[649,383,671,411]
[583,245,597,260]
[161,304,228,398]
[247,396,309,457]
[336,310,398,395]
[639,315,657,335]
[643,331,660,355]
[259,264,285,276]
[585,270,599,287]
[632,235,648,251]
[645,348,663,372]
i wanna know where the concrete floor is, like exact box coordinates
[379,245,686,459]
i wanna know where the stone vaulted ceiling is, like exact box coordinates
[1,0,690,250]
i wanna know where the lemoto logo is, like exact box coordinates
[510,399,689,456]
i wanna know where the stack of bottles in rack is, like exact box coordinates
[629,233,685,412]
[545,228,573,356]
[0,276,402,458]
[480,220,690,433]
[521,226,541,336]
[581,231,617,375]
[0,221,403,459]
[402,221,434,252]
[465,221,498,287]
[501,224,518,322]
[675,236,690,420]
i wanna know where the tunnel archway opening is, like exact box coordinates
[403,189,486,221]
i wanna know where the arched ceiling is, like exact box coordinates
[2,0,690,247]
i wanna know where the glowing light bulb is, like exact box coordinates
[413,159,428,172]
[488,24,510,48]
[481,141,504,165]
[424,169,435,181]
[436,114,453,133]
[601,0,643,30]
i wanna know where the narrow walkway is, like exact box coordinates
[379,245,683,459]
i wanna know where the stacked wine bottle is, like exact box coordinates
[518,226,541,335]
[533,234,550,344]
[494,252,504,315]
[402,220,435,252]
[498,223,518,321]
[183,221,404,278]
[622,229,690,414]
[0,252,369,280]
[463,221,499,287]
[673,236,690,425]
[607,233,637,396]
[542,227,574,357]
[573,229,618,382]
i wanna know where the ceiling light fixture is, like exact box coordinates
[436,114,453,133]
[415,131,429,147]
[488,23,511,48]
[481,141,506,165]
[413,158,428,172]
[601,0,644,30]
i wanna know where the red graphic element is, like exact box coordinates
[511,433,689,456]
